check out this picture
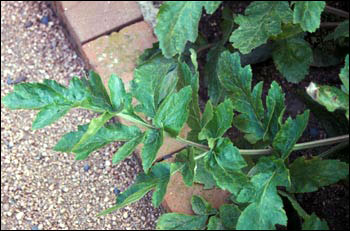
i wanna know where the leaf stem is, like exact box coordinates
[325,5,349,19]
[115,111,349,156]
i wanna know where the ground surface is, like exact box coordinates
[1,1,162,230]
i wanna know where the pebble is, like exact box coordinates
[24,21,33,28]
[83,163,90,172]
[113,187,121,196]
[16,212,25,220]
[31,225,39,230]
[123,212,128,219]
[40,16,49,25]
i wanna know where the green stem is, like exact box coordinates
[115,112,349,156]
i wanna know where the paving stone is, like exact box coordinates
[63,1,143,43]
[82,21,157,89]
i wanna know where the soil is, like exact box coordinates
[196,1,349,230]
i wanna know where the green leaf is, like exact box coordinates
[54,123,141,160]
[219,204,241,230]
[156,213,208,230]
[131,55,177,118]
[340,55,349,94]
[273,110,310,159]
[72,112,114,153]
[215,138,247,171]
[302,213,329,230]
[288,156,349,193]
[175,148,196,187]
[177,57,201,142]
[193,157,217,189]
[108,74,126,111]
[218,51,265,144]
[32,105,71,130]
[264,81,286,140]
[325,20,349,41]
[272,37,313,83]
[2,75,113,129]
[292,1,326,33]
[155,1,221,58]
[141,129,164,173]
[230,1,293,54]
[201,100,214,129]
[112,134,144,165]
[198,99,233,147]
[154,86,192,137]
[87,70,111,105]
[191,195,217,215]
[236,157,290,230]
[207,216,224,230]
[205,149,250,196]
[98,163,171,216]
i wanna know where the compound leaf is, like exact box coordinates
[288,156,349,193]
[230,1,293,54]
[292,1,326,33]
[99,163,171,216]
[273,110,310,159]
[272,37,313,83]
[218,51,265,144]
[3,73,113,129]
[155,1,221,58]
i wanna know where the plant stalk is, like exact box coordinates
[325,5,349,18]
[116,112,349,156]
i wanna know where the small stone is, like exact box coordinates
[38,224,43,229]
[40,16,49,25]
[113,187,120,196]
[62,187,69,193]
[31,225,39,230]
[6,76,13,85]
[24,21,33,28]
[16,212,24,220]
[123,211,128,219]
[83,163,90,172]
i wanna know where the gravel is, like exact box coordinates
[1,1,163,230]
